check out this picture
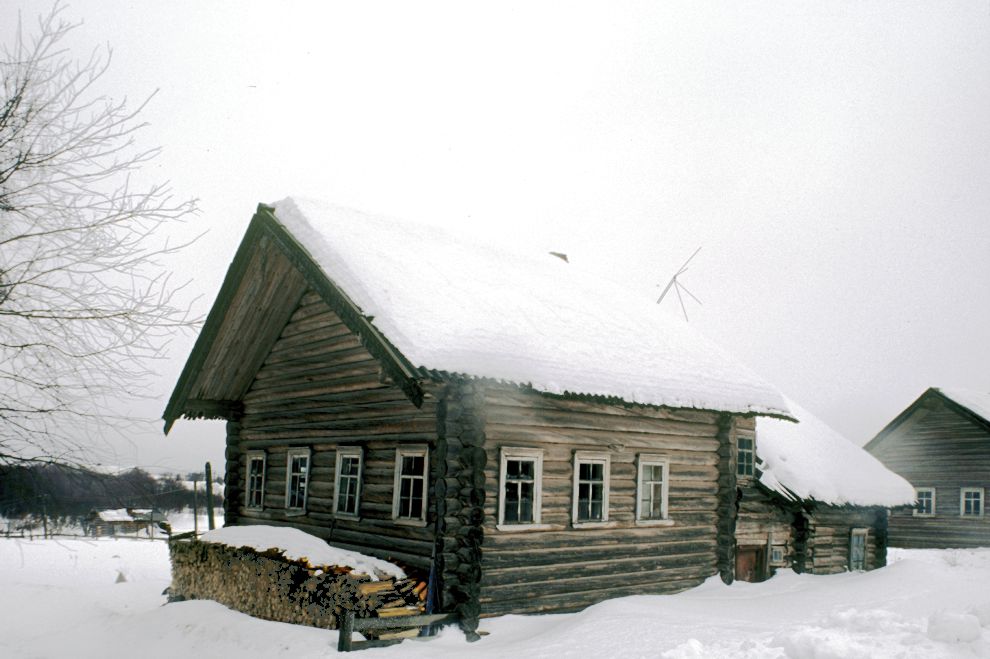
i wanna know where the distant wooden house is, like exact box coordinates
[167,198,883,630]
[86,509,146,537]
[733,400,914,582]
[865,387,990,548]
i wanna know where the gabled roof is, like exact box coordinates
[757,398,916,507]
[863,387,990,453]
[164,198,791,430]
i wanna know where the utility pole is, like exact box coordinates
[205,462,215,531]
[192,474,199,536]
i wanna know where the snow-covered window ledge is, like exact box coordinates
[635,519,675,528]
[571,520,620,530]
[496,523,556,533]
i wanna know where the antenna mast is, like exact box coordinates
[657,247,703,321]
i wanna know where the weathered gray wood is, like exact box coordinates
[867,392,990,549]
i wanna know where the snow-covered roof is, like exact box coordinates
[756,398,915,507]
[270,197,790,418]
[200,525,404,580]
[936,388,990,425]
[96,509,134,522]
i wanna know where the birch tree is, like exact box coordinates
[0,5,198,465]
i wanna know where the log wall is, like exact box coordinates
[477,386,725,616]
[869,402,990,548]
[229,290,439,569]
[805,507,886,574]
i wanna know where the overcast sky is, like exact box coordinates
[3,1,988,474]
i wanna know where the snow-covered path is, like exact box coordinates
[0,539,987,658]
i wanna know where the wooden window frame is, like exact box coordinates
[572,451,611,527]
[913,487,935,517]
[333,446,363,519]
[737,434,755,478]
[960,487,984,518]
[392,445,429,526]
[497,447,547,531]
[285,448,311,515]
[849,527,869,571]
[245,451,266,510]
[636,454,672,526]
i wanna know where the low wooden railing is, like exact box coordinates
[336,611,459,652]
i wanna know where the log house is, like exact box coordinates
[163,198,898,631]
[865,388,990,548]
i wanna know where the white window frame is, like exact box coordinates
[770,545,785,564]
[392,445,429,526]
[572,451,611,527]
[849,527,869,571]
[285,448,311,514]
[913,487,935,517]
[333,446,363,519]
[635,454,672,525]
[244,451,266,510]
[737,434,755,478]
[960,488,984,518]
[497,447,547,531]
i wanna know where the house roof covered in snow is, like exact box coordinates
[94,509,134,522]
[164,198,791,430]
[757,398,916,507]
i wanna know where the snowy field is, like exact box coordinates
[0,539,988,658]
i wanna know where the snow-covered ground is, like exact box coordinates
[0,539,987,658]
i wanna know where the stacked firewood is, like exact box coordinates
[168,538,428,630]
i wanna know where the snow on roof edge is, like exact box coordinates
[757,398,916,508]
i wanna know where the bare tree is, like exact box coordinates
[0,4,199,466]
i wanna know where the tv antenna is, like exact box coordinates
[656,246,702,321]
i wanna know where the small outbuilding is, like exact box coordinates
[865,387,990,548]
[86,509,146,537]
[733,399,914,581]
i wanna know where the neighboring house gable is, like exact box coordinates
[865,387,990,548]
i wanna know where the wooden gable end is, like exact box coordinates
[164,204,422,432]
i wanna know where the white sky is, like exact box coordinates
[3,1,988,473]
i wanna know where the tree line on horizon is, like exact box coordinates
[0,463,223,523]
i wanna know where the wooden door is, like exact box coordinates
[735,545,766,582]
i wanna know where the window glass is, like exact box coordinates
[737,436,755,477]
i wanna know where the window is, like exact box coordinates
[961,488,984,517]
[636,455,669,523]
[499,447,543,527]
[245,452,266,509]
[334,446,363,517]
[286,449,311,512]
[393,446,428,523]
[737,435,755,477]
[849,528,868,571]
[573,451,610,525]
[770,546,785,564]
[914,487,935,516]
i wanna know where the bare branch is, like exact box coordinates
[0,3,200,467]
